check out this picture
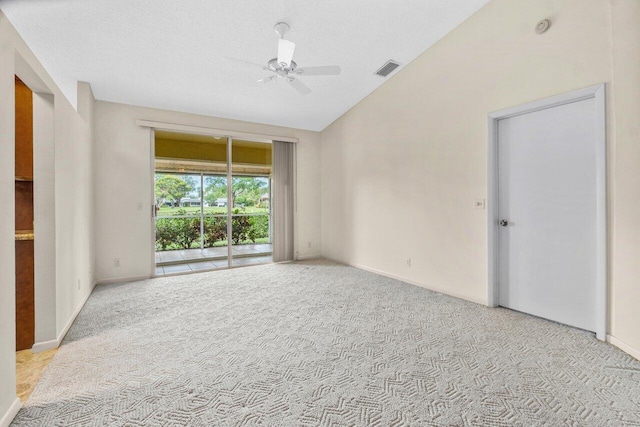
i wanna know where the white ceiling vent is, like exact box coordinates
[374,60,401,77]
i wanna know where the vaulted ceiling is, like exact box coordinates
[0,0,489,131]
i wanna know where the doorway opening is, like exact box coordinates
[14,75,59,403]
[153,131,273,275]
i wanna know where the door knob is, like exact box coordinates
[499,219,508,227]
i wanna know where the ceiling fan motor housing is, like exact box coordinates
[268,58,297,76]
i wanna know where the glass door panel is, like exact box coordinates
[154,131,228,275]
[230,139,273,267]
[155,173,202,248]
[203,175,229,269]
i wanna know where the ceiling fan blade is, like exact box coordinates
[223,57,274,72]
[277,39,295,68]
[287,77,311,95]
[294,65,341,76]
[257,76,276,84]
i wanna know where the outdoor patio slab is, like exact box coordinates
[162,264,192,274]
[232,255,273,267]
[202,247,228,256]
[188,261,217,270]
[154,254,273,277]
[157,244,272,266]
[158,252,184,263]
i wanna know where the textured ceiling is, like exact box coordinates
[0,0,489,131]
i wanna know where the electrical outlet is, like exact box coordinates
[308,241,312,249]
[406,258,411,267]
[137,202,143,211]
[77,278,80,290]
[114,258,121,268]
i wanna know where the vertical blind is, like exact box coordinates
[272,141,295,262]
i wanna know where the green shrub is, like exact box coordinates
[155,209,200,251]
[231,209,253,245]
[249,215,269,239]
[156,210,270,250]
[175,218,200,249]
[155,218,179,251]
[203,216,227,248]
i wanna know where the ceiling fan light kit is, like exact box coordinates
[225,22,341,95]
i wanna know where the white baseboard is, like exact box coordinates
[31,281,96,353]
[0,398,21,427]
[55,281,96,346]
[96,275,150,285]
[31,338,58,353]
[607,334,640,361]
[295,254,322,261]
[329,258,487,306]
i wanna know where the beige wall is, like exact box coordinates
[321,0,639,355]
[609,0,640,356]
[0,14,18,421]
[93,101,322,283]
[0,11,96,422]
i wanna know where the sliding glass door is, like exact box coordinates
[153,132,273,275]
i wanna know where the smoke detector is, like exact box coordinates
[535,19,551,34]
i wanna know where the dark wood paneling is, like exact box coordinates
[15,76,35,352]
[15,240,35,351]
[15,77,33,179]
[15,181,34,232]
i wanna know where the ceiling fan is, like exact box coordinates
[226,22,341,95]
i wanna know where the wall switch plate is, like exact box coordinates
[474,199,486,209]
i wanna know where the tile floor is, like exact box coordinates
[155,255,273,276]
[155,244,272,264]
[16,348,58,402]
[155,244,273,276]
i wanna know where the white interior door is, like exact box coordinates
[497,97,599,332]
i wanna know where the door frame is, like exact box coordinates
[486,84,607,340]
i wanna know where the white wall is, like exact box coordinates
[0,15,18,423]
[94,101,321,283]
[54,81,96,338]
[32,92,56,344]
[609,0,640,357]
[0,11,95,423]
[321,0,640,355]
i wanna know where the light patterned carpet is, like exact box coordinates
[12,260,640,426]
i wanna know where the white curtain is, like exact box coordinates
[272,141,295,262]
